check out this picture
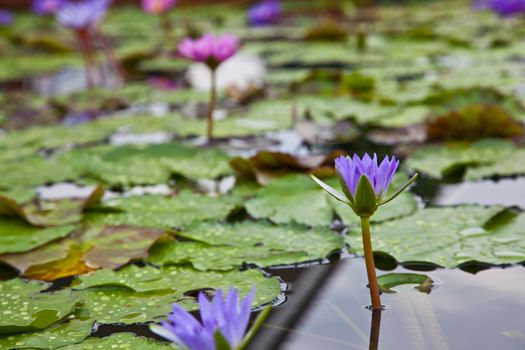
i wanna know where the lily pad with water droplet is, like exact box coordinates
[149,220,344,270]
[86,191,240,230]
[73,266,280,324]
[0,318,94,349]
[0,279,83,335]
[347,205,525,268]
[57,332,174,350]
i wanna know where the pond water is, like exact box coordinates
[257,259,525,350]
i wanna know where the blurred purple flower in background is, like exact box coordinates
[178,33,240,140]
[142,0,177,15]
[178,33,239,70]
[32,0,66,15]
[335,154,399,200]
[0,10,13,26]
[248,0,281,26]
[56,0,110,31]
[473,0,525,17]
[151,288,255,350]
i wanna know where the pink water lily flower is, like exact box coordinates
[142,0,177,14]
[178,33,240,70]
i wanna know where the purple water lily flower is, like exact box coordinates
[473,0,525,17]
[335,153,399,200]
[152,288,254,350]
[248,0,281,26]
[142,0,177,14]
[178,33,240,70]
[32,0,66,15]
[0,10,13,26]
[56,0,110,31]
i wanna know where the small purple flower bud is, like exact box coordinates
[32,0,66,15]
[248,0,281,26]
[178,33,240,70]
[0,10,13,26]
[142,0,177,15]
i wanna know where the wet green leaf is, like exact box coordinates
[0,279,82,334]
[149,220,344,270]
[346,205,525,267]
[73,266,280,324]
[377,273,433,294]
[0,318,94,350]
[57,332,174,350]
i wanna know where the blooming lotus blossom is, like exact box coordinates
[151,288,270,350]
[0,10,13,26]
[56,0,110,31]
[473,0,525,17]
[142,0,177,14]
[178,33,240,140]
[32,0,66,15]
[311,154,417,310]
[178,33,240,70]
[248,0,281,26]
[335,154,399,201]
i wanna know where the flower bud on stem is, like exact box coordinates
[361,216,381,310]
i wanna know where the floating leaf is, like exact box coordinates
[0,219,74,254]
[1,225,164,281]
[230,150,344,185]
[0,279,82,334]
[86,192,240,230]
[245,174,333,226]
[57,332,174,350]
[0,318,94,350]
[377,273,433,294]
[150,220,344,270]
[346,205,525,268]
[73,266,280,324]
[0,185,103,227]
[406,139,519,179]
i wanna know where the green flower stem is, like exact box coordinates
[207,68,217,141]
[360,216,381,309]
[76,30,96,89]
[160,12,175,43]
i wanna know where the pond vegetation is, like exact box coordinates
[0,0,525,349]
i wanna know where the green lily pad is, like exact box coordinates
[245,174,333,226]
[58,333,174,350]
[86,191,239,230]
[0,279,82,334]
[0,225,164,281]
[406,139,521,179]
[377,273,433,294]
[58,142,232,187]
[346,205,525,268]
[73,266,280,324]
[0,318,94,350]
[150,220,344,270]
[0,219,75,254]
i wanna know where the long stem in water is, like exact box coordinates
[207,68,217,141]
[160,12,175,43]
[76,29,96,88]
[360,216,381,309]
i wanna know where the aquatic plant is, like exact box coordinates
[56,0,111,88]
[142,0,177,41]
[178,33,240,141]
[473,0,525,17]
[151,287,271,350]
[248,0,281,26]
[32,0,66,15]
[311,154,417,309]
[0,10,13,26]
